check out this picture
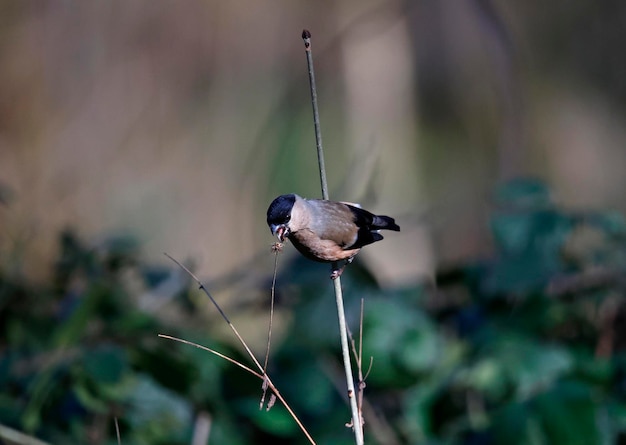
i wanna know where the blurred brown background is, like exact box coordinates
[1,1,625,286]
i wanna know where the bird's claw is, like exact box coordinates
[330,265,346,280]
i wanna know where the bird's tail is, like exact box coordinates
[372,215,400,231]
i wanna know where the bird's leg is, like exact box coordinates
[330,266,345,280]
[330,266,343,280]
[330,256,355,280]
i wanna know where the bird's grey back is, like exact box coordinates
[304,198,359,246]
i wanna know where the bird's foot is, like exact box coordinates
[330,256,356,280]
[330,264,347,280]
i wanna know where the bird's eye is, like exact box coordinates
[285,215,291,222]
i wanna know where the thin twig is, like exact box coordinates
[351,299,366,422]
[302,29,329,201]
[260,250,280,409]
[347,299,372,426]
[158,334,262,378]
[162,255,316,445]
[358,300,366,419]
[264,251,280,371]
[163,254,261,370]
[321,358,402,445]
[114,417,121,445]
[363,356,374,381]
[359,299,364,373]
[302,29,364,444]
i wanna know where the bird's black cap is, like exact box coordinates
[267,194,296,226]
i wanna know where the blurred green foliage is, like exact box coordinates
[2,179,626,444]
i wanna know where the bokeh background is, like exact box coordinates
[2,1,626,444]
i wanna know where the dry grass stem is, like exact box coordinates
[158,334,262,378]
[162,254,316,445]
[260,249,280,409]
[114,417,121,445]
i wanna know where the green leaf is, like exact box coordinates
[482,251,559,295]
[403,383,443,441]
[204,416,249,445]
[533,382,599,445]
[0,393,23,426]
[126,374,192,442]
[399,325,441,373]
[82,345,128,384]
[456,357,507,401]
[283,364,335,413]
[53,286,108,348]
[490,209,573,258]
[73,382,109,413]
[491,402,536,445]
[499,338,573,399]
[240,401,298,437]
[362,299,441,386]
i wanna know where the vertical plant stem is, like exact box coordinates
[302,29,364,445]
[303,30,329,201]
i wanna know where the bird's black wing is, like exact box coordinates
[345,204,398,249]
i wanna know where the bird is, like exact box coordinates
[266,194,400,278]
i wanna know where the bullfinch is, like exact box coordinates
[267,194,400,278]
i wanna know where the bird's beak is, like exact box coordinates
[270,224,289,242]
